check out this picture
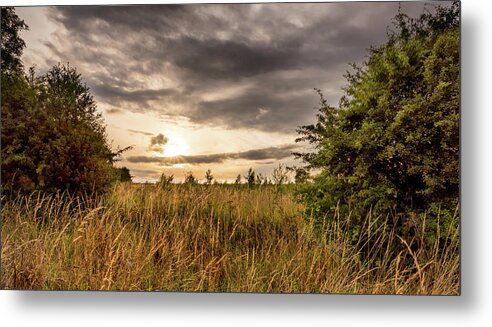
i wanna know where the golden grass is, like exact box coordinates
[1,183,459,294]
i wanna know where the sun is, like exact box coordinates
[162,137,189,157]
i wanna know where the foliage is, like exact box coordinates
[1,8,130,194]
[114,167,132,182]
[1,7,28,76]
[184,171,198,185]
[244,168,256,187]
[204,169,214,185]
[2,64,121,193]
[295,3,460,240]
[271,163,289,185]
[288,166,310,184]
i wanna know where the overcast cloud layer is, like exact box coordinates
[17,2,449,181]
[28,2,439,134]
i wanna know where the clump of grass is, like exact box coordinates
[1,183,459,294]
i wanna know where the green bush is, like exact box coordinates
[114,167,133,183]
[1,8,130,194]
[295,3,460,242]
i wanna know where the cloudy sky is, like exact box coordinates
[16,2,442,182]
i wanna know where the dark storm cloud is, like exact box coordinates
[126,144,298,166]
[171,37,302,80]
[91,84,176,106]
[194,86,319,132]
[44,2,442,132]
[49,5,190,33]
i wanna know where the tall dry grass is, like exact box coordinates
[1,183,459,294]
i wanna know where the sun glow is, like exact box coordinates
[162,137,190,157]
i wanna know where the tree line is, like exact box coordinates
[157,164,308,187]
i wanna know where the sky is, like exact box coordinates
[15,2,443,183]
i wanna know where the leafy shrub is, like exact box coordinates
[114,167,133,182]
[295,3,460,246]
[1,8,130,194]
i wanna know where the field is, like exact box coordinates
[1,183,459,294]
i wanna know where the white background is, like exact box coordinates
[1,0,490,326]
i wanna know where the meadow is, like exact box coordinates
[1,183,459,294]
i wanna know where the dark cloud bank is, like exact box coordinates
[127,144,298,166]
[44,2,445,134]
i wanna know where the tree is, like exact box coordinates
[2,8,135,194]
[234,174,242,185]
[1,67,38,192]
[114,167,132,182]
[288,166,310,184]
[1,8,134,194]
[1,9,133,194]
[244,168,255,187]
[1,7,28,76]
[272,163,289,185]
[295,3,459,224]
[184,171,197,185]
[37,64,122,192]
[204,169,214,185]
[1,8,35,192]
